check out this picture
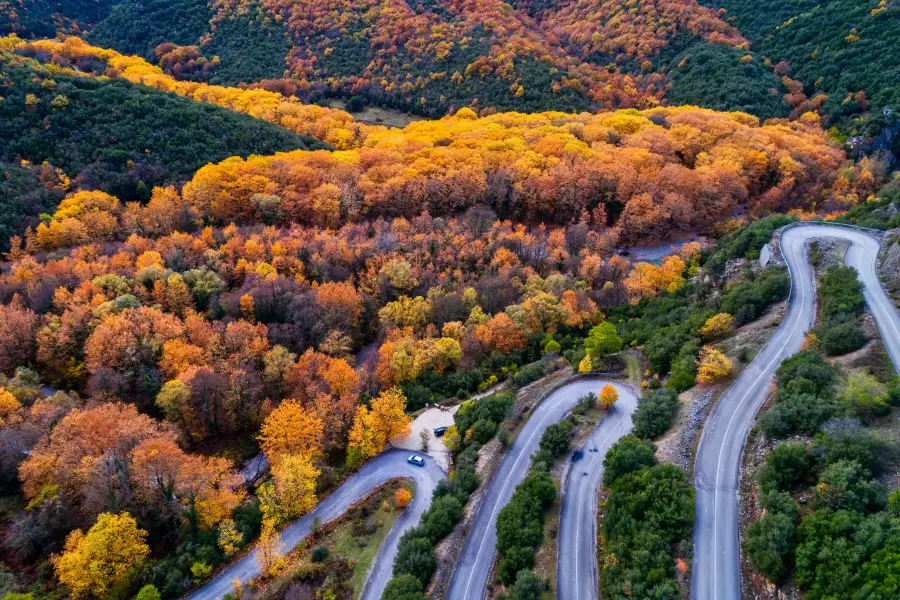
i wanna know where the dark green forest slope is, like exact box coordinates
[0,0,116,38]
[666,43,788,118]
[704,0,900,154]
[0,50,322,249]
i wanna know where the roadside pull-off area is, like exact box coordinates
[691,224,900,600]
[446,378,624,600]
[185,450,445,600]
[557,382,639,600]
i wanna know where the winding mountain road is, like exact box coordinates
[691,223,900,600]
[557,382,638,600]
[185,450,445,600]
[446,377,620,600]
[187,222,900,600]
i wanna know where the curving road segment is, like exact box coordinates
[185,449,445,600]
[446,377,625,600]
[557,382,638,600]
[691,223,900,600]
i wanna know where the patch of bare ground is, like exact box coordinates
[324,100,424,128]
[428,364,574,598]
[809,237,850,277]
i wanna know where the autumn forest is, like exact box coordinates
[0,1,898,600]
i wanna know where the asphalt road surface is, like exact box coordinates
[185,449,445,600]
[557,382,638,600]
[691,224,900,600]
[446,378,617,600]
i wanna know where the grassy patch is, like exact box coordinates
[253,479,411,600]
[621,352,642,389]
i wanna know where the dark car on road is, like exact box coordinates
[433,426,449,437]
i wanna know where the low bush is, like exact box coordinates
[667,342,699,392]
[381,574,424,600]
[498,569,547,600]
[721,268,790,325]
[392,536,436,583]
[470,418,498,444]
[838,372,891,420]
[705,215,796,273]
[631,389,679,440]
[816,317,867,356]
[758,392,836,438]
[758,352,839,438]
[454,392,514,438]
[813,266,867,356]
[602,435,656,487]
[744,512,796,584]
[531,419,574,467]
[819,266,865,318]
[512,361,546,388]
[758,442,810,494]
[812,420,884,475]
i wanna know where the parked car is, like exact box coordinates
[407,454,425,467]
[433,426,449,437]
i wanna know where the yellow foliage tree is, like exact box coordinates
[442,425,461,452]
[271,454,319,519]
[623,255,686,303]
[217,518,242,556]
[239,294,256,323]
[599,384,618,409]
[370,386,412,439]
[578,353,593,374]
[258,400,324,465]
[180,456,247,530]
[697,346,733,383]
[0,388,22,425]
[699,313,735,340]
[378,296,429,331]
[801,332,819,351]
[256,520,284,577]
[348,388,411,459]
[54,512,150,599]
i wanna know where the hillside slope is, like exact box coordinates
[704,0,900,158]
[0,0,116,37]
[2,0,791,118]
[0,40,325,249]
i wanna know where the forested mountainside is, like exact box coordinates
[0,1,117,38]
[0,2,898,598]
[1,35,881,255]
[703,0,900,158]
[4,0,897,152]
[0,39,325,251]
[2,0,791,118]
